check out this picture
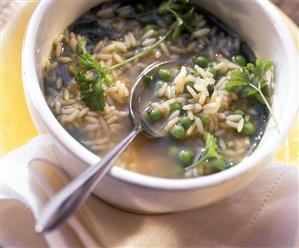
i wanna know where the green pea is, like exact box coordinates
[232,55,247,67]
[170,124,186,139]
[179,149,194,166]
[143,23,157,33]
[170,102,182,112]
[200,115,210,126]
[232,109,245,117]
[179,116,192,129]
[147,108,161,122]
[168,146,179,157]
[142,75,153,88]
[193,56,208,68]
[159,69,172,81]
[156,80,165,89]
[242,121,255,135]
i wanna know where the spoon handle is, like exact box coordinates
[36,126,142,233]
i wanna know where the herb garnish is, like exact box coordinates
[76,39,111,111]
[225,58,277,128]
[192,132,226,172]
[158,0,194,40]
[75,1,193,111]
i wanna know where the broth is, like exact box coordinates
[43,0,271,178]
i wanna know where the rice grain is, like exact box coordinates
[193,28,210,38]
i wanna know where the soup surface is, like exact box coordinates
[44,0,274,178]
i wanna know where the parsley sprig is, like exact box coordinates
[158,0,194,40]
[225,58,278,129]
[191,132,226,172]
[75,1,193,111]
[76,39,111,111]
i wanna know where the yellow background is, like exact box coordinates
[0,2,298,166]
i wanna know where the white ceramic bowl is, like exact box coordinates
[22,0,298,213]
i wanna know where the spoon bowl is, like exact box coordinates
[130,60,173,138]
[130,60,191,138]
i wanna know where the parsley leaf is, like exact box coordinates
[249,58,275,83]
[76,39,111,111]
[225,58,274,92]
[79,75,105,111]
[193,132,226,171]
[157,0,194,40]
[158,1,182,14]
[224,68,250,91]
[225,58,277,129]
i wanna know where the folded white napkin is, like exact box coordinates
[0,136,298,248]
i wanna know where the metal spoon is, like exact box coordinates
[35,61,173,233]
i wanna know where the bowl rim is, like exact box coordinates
[22,0,298,190]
